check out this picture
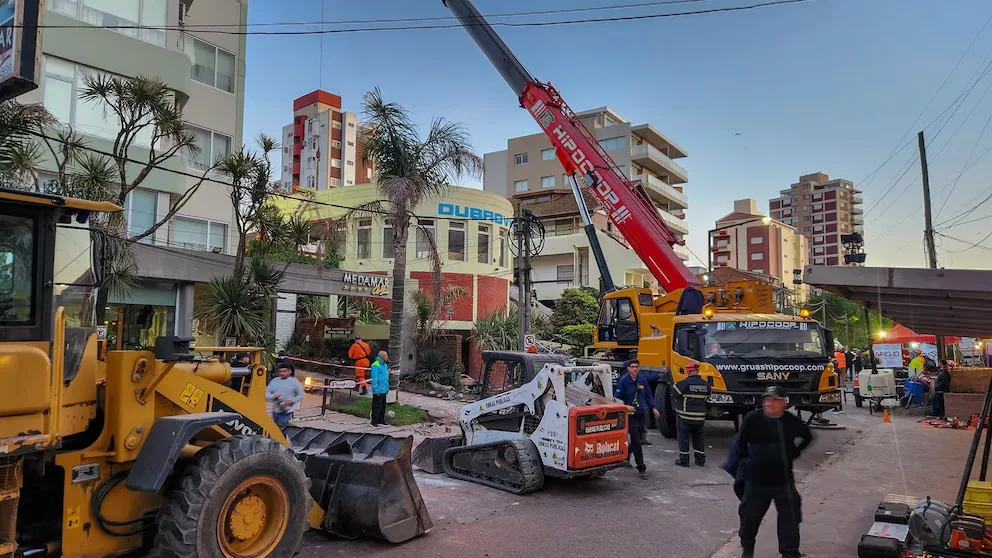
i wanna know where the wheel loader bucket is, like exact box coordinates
[283,426,433,543]
[412,435,464,474]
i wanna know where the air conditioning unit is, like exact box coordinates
[178,3,187,26]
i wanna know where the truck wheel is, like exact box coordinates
[153,435,311,558]
[654,384,677,439]
[854,393,863,408]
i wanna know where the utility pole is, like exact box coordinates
[514,209,534,349]
[919,130,938,270]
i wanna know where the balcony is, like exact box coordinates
[673,244,691,261]
[852,196,864,205]
[853,216,864,226]
[633,174,689,210]
[630,143,689,184]
[658,208,689,234]
[851,206,863,215]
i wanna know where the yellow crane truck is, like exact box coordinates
[0,188,430,557]
[592,281,841,436]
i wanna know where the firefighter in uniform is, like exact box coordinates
[674,361,710,467]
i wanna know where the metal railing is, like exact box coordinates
[634,174,688,207]
[631,144,687,178]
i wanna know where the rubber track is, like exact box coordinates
[442,438,544,495]
[150,435,312,558]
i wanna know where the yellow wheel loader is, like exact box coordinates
[0,188,431,557]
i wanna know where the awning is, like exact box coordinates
[803,265,992,338]
[883,324,935,344]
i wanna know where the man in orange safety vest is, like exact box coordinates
[348,336,372,395]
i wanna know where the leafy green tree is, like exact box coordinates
[551,288,600,330]
[805,292,894,348]
[561,323,595,356]
[359,87,483,370]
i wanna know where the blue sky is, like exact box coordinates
[244,0,992,270]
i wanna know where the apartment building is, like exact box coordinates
[19,0,248,344]
[710,199,809,301]
[483,106,690,302]
[279,89,373,191]
[768,172,865,266]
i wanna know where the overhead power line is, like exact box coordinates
[936,231,992,253]
[21,0,815,36]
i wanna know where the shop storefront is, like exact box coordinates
[102,281,177,352]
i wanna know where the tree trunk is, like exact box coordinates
[388,224,409,372]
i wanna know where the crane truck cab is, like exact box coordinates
[592,282,840,437]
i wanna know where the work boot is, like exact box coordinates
[675,459,689,468]
[637,469,648,479]
[741,550,754,558]
[695,459,706,467]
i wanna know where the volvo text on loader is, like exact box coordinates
[0,188,431,558]
[442,0,841,436]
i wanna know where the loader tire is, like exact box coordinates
[152,435,311,558]
[655,384,677,439]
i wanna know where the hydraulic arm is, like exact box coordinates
[443,0,701,292]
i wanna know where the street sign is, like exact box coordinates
[96,325,107,341]
[523,334,536,352]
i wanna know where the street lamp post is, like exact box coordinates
[706,216,772,276]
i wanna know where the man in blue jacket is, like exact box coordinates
[616,360,659,446]
[370,351,390,427]
[615,359,660,478]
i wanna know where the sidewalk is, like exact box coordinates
[711,409,976,558]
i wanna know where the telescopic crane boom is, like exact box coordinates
[442,0,701,292]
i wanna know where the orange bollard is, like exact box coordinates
[883,408,891,423]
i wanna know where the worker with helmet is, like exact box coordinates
[673,361,711,467]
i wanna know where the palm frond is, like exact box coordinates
[194,274,267,341]
[247,256,285,298]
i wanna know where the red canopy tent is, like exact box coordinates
[880,324,962,345]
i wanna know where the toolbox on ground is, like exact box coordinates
[875,501,912,525]
[858,534,904,558]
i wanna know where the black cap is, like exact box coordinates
[762,385,787,400]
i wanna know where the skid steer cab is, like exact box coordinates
[0,188,431,558]
[414,351,629,494]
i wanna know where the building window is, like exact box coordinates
[185,38,236,93]
[804,216,812,222]
[332,120,342,129]
[382,218,395,259]
[514,180,528,192]
[751,253,764,261]
[357,219,372,259]
[541,148,555,160]
[478,224,491,264]
[813,224,824,232]
[186,126,232,171]
[540,176,555,189]
[331,139,341,149]
[814,257,825,265]
[448,221,466,261]
[598,136,627,151]
[331,159,341,168]
[751,269,763,273]
[814,247,825,254]
[750,237,763,245]
[172,217,228,253]
[43,57,157,146]
[415,218,435,259]
[126,189,158,245]
[499,229,507,267]
[329,177,340,187]
[813,203,823,211]
[52,0,167,46]
[803,226,812,232]
[557,265,574,284]
[514,152,528,165]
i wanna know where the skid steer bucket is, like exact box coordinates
[412,435,464,474]
[283,426,433,543]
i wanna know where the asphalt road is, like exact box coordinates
[298,408,873,558]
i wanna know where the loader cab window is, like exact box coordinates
[53,224,100,328]
[597,296,638,345]
[0,214,37,326]
[673,324,704,360]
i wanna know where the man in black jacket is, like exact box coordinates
[674,361,710,466]
[736,386,813,558]
[932,360,951,418]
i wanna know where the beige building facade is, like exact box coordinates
[710,199,809,301]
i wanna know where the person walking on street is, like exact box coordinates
[932,359,951,418]
[370,351,390,427]
[266,361,304,428]
[736,386,814,558]
[349,336,373,395]
[674,361,710,467]
[615,359,658,445]
[852,348,864,381]
[615,359,660,479]
[845,347,856,380]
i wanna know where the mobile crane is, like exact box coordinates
[443,0,840,436]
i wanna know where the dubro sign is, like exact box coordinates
[437,203,508,225]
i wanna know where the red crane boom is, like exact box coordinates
[442,0,700,292]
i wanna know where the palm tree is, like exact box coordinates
[360,88,482,370]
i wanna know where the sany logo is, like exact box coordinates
[529,100,632,225]
[756,372,791,381]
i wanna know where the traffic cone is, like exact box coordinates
[883,408,891,423]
